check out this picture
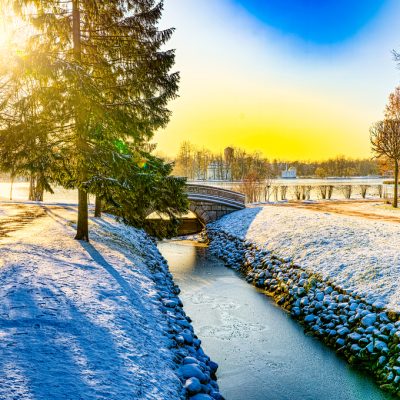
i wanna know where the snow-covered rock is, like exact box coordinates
[206,207,400,396]
[209,205,400,311]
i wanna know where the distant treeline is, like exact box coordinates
[173,141,380,180]
[279,158,379,178]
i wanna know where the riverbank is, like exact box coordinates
[208,204,400,396]
[160,240,395,400]
[0,203,222,400]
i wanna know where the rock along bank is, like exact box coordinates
[148,234,224,400]
[206,226,400,397]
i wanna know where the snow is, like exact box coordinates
[210,204,400,311]
[0,204,182,399]
[333,201,400,218]
[0,181,79,204]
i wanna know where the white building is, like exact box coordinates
[281,166,297,179]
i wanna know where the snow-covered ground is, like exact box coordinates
[331,201,400,218]
[210,204,400,311]
[0,181,82,204]
[0,204,182,399]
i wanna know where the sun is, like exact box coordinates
[0,17,10,51]
[0,6,30,58]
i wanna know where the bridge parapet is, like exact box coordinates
[186,184,245,224]
[186,184,245,208]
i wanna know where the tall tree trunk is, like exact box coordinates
[76,188,89,240]
[29,173,34,201]
[94,196,102,218]
[36,172,44,202]
[394,160,399,208]
[9,173,14,201]
[72,0,89,241]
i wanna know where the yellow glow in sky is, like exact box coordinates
[154,0,400,161]
[0,6,30,60]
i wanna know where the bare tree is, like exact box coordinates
[327,185,334,199]
[175,141,195,179]
[272,186,279,201]
[359,185,370,199]
[370,119,400,208]
[280,186,288,200]
[293,185,302,200]
[303,185,312,200]
[339,185,352,199]
[318,185,327,200]
[263,170,274,202]
[377,184,383,198]
[242,172,259,203]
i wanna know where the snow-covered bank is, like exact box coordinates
[210,205,400,311]
[0,204,222,400]
[207,205,400,396]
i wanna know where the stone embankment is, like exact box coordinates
[151,238,224,400]
[207,227,400,397]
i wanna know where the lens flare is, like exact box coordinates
[0,6,30,60]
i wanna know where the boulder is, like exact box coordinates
[179,364,207,383]
[361,313,377,328]
[185,377,202,395]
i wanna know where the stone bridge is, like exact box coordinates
[186,184,246,225]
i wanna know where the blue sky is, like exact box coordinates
[155,0,400,160]
[235,0,388,44]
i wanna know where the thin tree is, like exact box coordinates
[94,197,102,218]
[370,119,400,208]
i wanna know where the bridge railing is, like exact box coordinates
[186,184,245,206]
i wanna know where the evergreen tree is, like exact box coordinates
[86,145,189,238]
[0,54,57,200]
[1,0,179,240]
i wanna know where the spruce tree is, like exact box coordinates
[0,53,57,201]
[86,145,189,238]
[2,0,179,240]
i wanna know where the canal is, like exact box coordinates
[158,240,395,400]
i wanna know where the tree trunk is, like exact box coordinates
[36,174,44,202]
[38,189,44,202]
[29,173,34,201]
[394,160,399,208]
[9,174,14,201]
[72,0,89,241]
[75,188,89,241]
[94,196,102,218]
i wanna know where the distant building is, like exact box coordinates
[281,166,297,179]
[224,147,234,165]
[195,147,234,181]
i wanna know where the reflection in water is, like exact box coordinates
[158,240,395,400]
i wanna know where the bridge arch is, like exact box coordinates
[146,185,245,236]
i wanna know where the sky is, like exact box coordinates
[154,0,400,161]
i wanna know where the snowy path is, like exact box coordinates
[211,204,400,311]
[0,204,182,400]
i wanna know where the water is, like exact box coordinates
[158,240,395,400]
[187,178,392,202]
[189,177,385,187]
